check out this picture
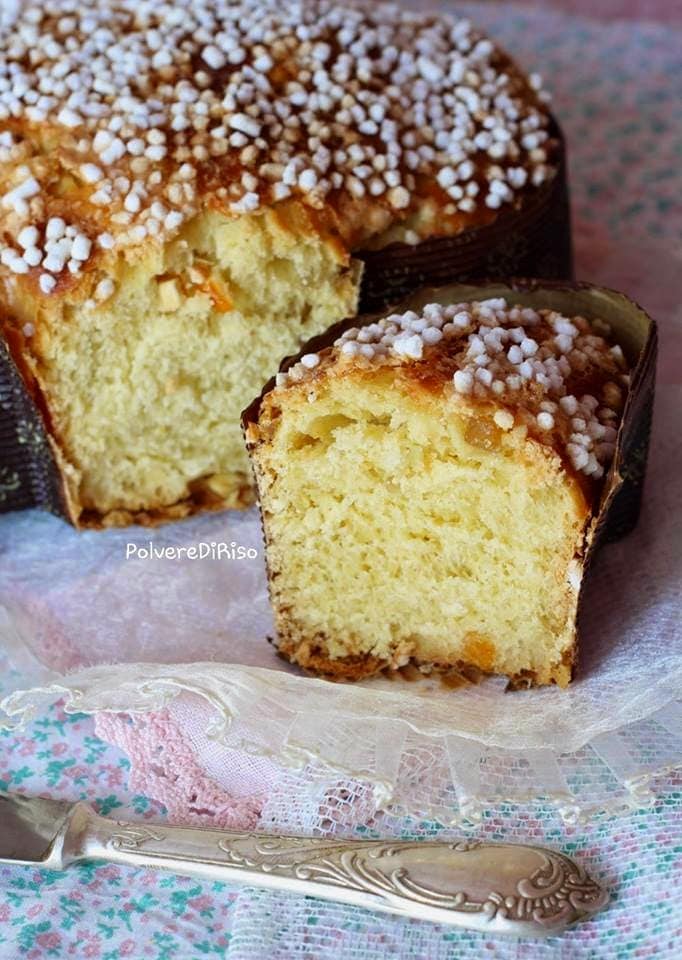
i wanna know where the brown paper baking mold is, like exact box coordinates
[357,119,572,311]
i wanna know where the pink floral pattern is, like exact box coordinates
[0,697,240,958]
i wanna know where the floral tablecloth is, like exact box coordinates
[1,1,681,958]
[1,672,680,959]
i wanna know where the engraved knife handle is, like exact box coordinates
[61,804,608,936]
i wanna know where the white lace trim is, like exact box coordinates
[2,662,680,825]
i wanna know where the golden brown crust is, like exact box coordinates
[276,635,388,682]
[276,632,572,688]
[79,477,255,529]
[0,2,558,308]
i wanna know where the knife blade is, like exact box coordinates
[0,791,608,936]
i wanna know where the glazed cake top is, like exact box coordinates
[276,298,630,481]
[0,0,555,301]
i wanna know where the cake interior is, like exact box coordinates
[256,368,590,685]
[28,201,360,523]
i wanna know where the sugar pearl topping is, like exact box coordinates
[281,298,629,480]
[0,0,555,295]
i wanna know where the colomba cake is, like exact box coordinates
[243,282,656,688]
[0,0,568,526]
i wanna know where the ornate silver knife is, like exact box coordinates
[0,791,607,936]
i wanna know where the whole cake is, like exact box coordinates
[243,283,656,687]
[0,0,568,526]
